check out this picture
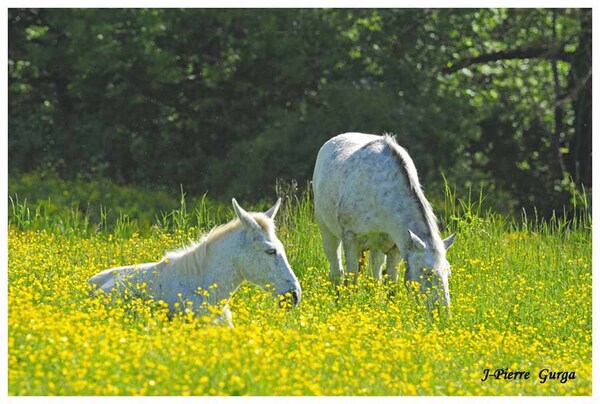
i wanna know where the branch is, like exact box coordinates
[442,46,573,74]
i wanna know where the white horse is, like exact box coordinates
[312,133,455,310]
[89,198,301,326]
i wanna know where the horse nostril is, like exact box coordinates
[290,289,300,306]
[279,289,300,309]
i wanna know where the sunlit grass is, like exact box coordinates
[8,188,591,395]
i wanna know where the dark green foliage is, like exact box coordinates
[8,170,236,235]
[8,9,591,217]
[8,170,181,231]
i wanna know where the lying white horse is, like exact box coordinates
[89,198,301,326]
[313,133,455,310]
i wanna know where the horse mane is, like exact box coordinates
[382,134,444,252]
[163,213,275,276]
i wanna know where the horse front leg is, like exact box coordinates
[370,250,386,281]
[219,304,234,328]
[385,248,402,283]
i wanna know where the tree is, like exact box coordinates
[441,9,591,188]
[9,9,591,216]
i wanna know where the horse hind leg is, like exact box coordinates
[316,216,344,287]
[342,234,360,286]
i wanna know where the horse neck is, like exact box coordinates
[181,230,244,301]
[414,219,445,254]
[392,214,445,259]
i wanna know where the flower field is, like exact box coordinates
[8,193,591,395]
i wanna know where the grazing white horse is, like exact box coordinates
[312,133,455,310]
[89,198,301,326]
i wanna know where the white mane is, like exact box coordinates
[382,134,444,253]
[162,213,275,276]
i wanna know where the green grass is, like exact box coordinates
[7,178,592,395]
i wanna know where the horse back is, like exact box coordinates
[314,133,411,236]
[89,262,161,294]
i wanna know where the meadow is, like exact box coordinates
[8,182,592,395]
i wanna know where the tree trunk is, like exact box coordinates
[568,9,592,187]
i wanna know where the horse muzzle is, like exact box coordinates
[279,288,301,309]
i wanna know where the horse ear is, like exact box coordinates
[443,233,456,250]
[264,198,282,220]
[408,230,426,250]
[232,198,261,232]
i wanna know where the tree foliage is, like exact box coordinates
[8,8,591,216]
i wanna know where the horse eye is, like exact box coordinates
[265,248,276,255]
